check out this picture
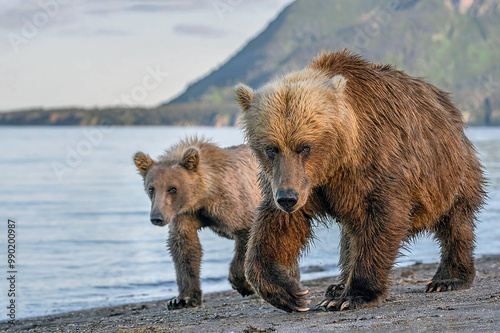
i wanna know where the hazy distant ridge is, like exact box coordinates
[2,0,499,126]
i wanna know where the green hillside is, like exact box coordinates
[168,0,500,125]
[1,0,499,126]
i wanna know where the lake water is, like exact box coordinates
[0,126,499,320]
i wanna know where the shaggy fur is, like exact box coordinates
[235,50,486,312]
[133,137,261,309]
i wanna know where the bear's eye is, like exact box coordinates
[148,187,155,195]
[168,187,177,194]
[299,145,311,155]
[265,146,279,158]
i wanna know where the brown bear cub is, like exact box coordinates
[133,137,261,310]
[235,50,485,312]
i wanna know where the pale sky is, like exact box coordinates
[0,0,294,111]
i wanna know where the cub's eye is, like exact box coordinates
[168,187,177,194]
[299,145,311,155]
[148,187,155,195]
[265,146,279,158]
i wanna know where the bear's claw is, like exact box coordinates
[167,296,198,310]
[320,295,370,311]
[425,279,469,293]
[316,283,345,308]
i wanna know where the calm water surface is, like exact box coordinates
[0,126,499,319]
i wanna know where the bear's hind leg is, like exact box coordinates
[427,197,479,293]
[320,193,410,311]
[320,229,350,307]
[229,232,254,297]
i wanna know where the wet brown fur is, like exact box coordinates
[235,50,486,312]
[133,137,261,309]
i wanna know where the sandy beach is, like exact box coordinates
[2,255,500,333]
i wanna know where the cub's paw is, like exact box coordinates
[425,279,471,293]
[233,281,255,297]
[229,274,255,297]
[167,296,199,310]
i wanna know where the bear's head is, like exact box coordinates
[236,73,357,213]
[133,147,202,226]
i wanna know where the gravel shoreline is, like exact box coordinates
[2,255,500,333]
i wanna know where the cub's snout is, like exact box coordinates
[150,212,165,226]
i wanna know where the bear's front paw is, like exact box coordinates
[167,296,199,310]
[258,283,311,313]
[247,262,310,312]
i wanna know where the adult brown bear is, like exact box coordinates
[235,50,485,312]
[134,137,261,309]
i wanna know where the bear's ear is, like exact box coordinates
[234,83,254,112]
[181,147,200,171]
[133,152,155,177]
[329,75,347,94]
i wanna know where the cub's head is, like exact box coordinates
[133,147,202,226]
[236,74,355,213]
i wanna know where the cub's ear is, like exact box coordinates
[181,147,200,171]
[235,83,254,112]
[133,152,155,177]
[330,75,347,94]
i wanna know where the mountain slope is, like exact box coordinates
[167,0,500,125]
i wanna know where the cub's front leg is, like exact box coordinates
[167,214,203,310]
[245,204,312,312]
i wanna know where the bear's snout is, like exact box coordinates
[276,188,299,213]
[150,213,165,226]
